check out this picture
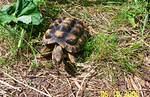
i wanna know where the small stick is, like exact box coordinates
[73,78,81,89]
[2,71,52,97]
[76,71,91,97]
[0,80,21,91]
[42,86,51,97]
[66,78,76,97]
[62,9,76,19]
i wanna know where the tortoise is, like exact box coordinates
[42,17,89,66]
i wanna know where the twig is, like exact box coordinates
[62,9,76,19]
[66,78,76,97]
[133,76,144,97]
[76,69,94,97]
[62,8,84,22]
[42,86,51,97]
[100,13,111,26]
[2,71,52,97]
[140,39,150,48]
[73,78,81,89]
[0,80,21,91]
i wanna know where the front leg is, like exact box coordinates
[52,45,64,75]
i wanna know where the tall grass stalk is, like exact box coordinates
[141,14,149,37]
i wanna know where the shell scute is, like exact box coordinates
[65,33,78,45]
[43,17,89,53]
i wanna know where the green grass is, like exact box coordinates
[0,24,54,70]
[83,32,144,73]
[113,42,143,73]
[0,25,38,67]
[112,0,148,28]
[84,33,118,61]
[0,25,19,54]
[81,1,149,75]
[0,25,18,68]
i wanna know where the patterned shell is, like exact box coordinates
[43,17,89,53]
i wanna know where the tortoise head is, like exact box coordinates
[52,45,64,65]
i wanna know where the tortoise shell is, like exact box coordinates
[43,17,89,53]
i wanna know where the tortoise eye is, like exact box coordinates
[49,25,54,29]
[45,29,51,39]
[54,18,62,26]
[71,27,82,36]
[55,18,62,24]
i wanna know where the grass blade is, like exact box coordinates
[141,14,149,36]
[17,28,25,48]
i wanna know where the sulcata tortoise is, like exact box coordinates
[42,17,89,66]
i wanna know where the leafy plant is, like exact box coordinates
[0,0,43,25]
[0,0,43,49]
